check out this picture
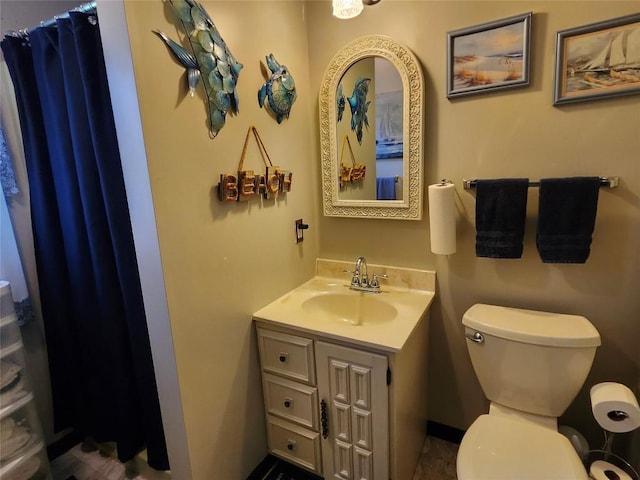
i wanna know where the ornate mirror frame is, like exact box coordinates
[319,35,424,220]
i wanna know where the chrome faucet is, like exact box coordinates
[354,256,368,287]
[344,256,387,293]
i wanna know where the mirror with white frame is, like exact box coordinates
[319,35,424,219]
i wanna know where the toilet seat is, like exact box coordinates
[457,414,589,480]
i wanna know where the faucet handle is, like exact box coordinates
[343,269,360,286]
[370,273,388,288]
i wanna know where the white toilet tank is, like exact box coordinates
[463,304,601,417]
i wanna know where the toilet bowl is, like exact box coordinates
[456,304,601,480]
[458,413,589,480]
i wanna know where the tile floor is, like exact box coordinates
[412,436,459,480]
[50,435,459,480]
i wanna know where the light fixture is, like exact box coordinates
[332,0,382,20]
[332,0,363,19]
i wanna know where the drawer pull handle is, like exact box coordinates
[320,399,328,439]
[278,352,288,363]
[283,398,293,408]
[286,440,296,451]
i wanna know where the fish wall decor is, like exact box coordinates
[154,0,243,139]
[336,84,346,122]
[258,54,297,124]
[347,77,371,144]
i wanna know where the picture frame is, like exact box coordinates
[375,90,403,159]
[447,12,532,98]
[553,13,640,105]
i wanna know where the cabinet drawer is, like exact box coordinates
[264,373,318,430]
[267,415,321,474]
[257,328,315,384]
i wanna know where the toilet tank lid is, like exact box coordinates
[462,304,601,347]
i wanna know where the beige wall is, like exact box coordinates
[308,0,639,467]
[123,2,318,478]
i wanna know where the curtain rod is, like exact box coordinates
[24,1,97,35]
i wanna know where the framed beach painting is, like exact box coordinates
[447,12,532,98]
[375,90,403,159]
[553,13,640,105]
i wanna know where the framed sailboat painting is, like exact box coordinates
[553,13,640,105]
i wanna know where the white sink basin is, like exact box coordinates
[302,292,397,326]
[253,275,435,352]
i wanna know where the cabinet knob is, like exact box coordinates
[283,398,293,408]
[286,440,296,451]
[278,352,288,363]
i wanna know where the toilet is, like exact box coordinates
[456,303,601,480]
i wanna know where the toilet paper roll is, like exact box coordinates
[589,460,632,480]
[428,182,456,255]
[590,382,640,433]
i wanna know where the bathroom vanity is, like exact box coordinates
[253,259,435,480]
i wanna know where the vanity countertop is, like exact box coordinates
[253,262,435,352]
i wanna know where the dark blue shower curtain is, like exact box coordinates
[1,13,169,470]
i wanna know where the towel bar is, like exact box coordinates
[463,176,619,190]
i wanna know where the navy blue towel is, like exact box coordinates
[475,178,529,258]
[537,177,600,263]
[376,177,396,200]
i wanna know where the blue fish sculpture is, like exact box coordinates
[347,77,371,144]
[258,54,297,124]
[154,0,243,139]
[336,83,346,123]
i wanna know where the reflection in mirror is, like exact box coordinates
[320,35,424,220]
[336,57,403,202]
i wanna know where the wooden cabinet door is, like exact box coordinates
[316,341,389,480]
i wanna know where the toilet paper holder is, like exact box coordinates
[585,450,640,480]
[591,382,640,434]
[586,382,640,480]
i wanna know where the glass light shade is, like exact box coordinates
[332,0,363,19]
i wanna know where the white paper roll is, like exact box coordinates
[590,382,640,433]
[589,460,632,480]
[428,182,456,255]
